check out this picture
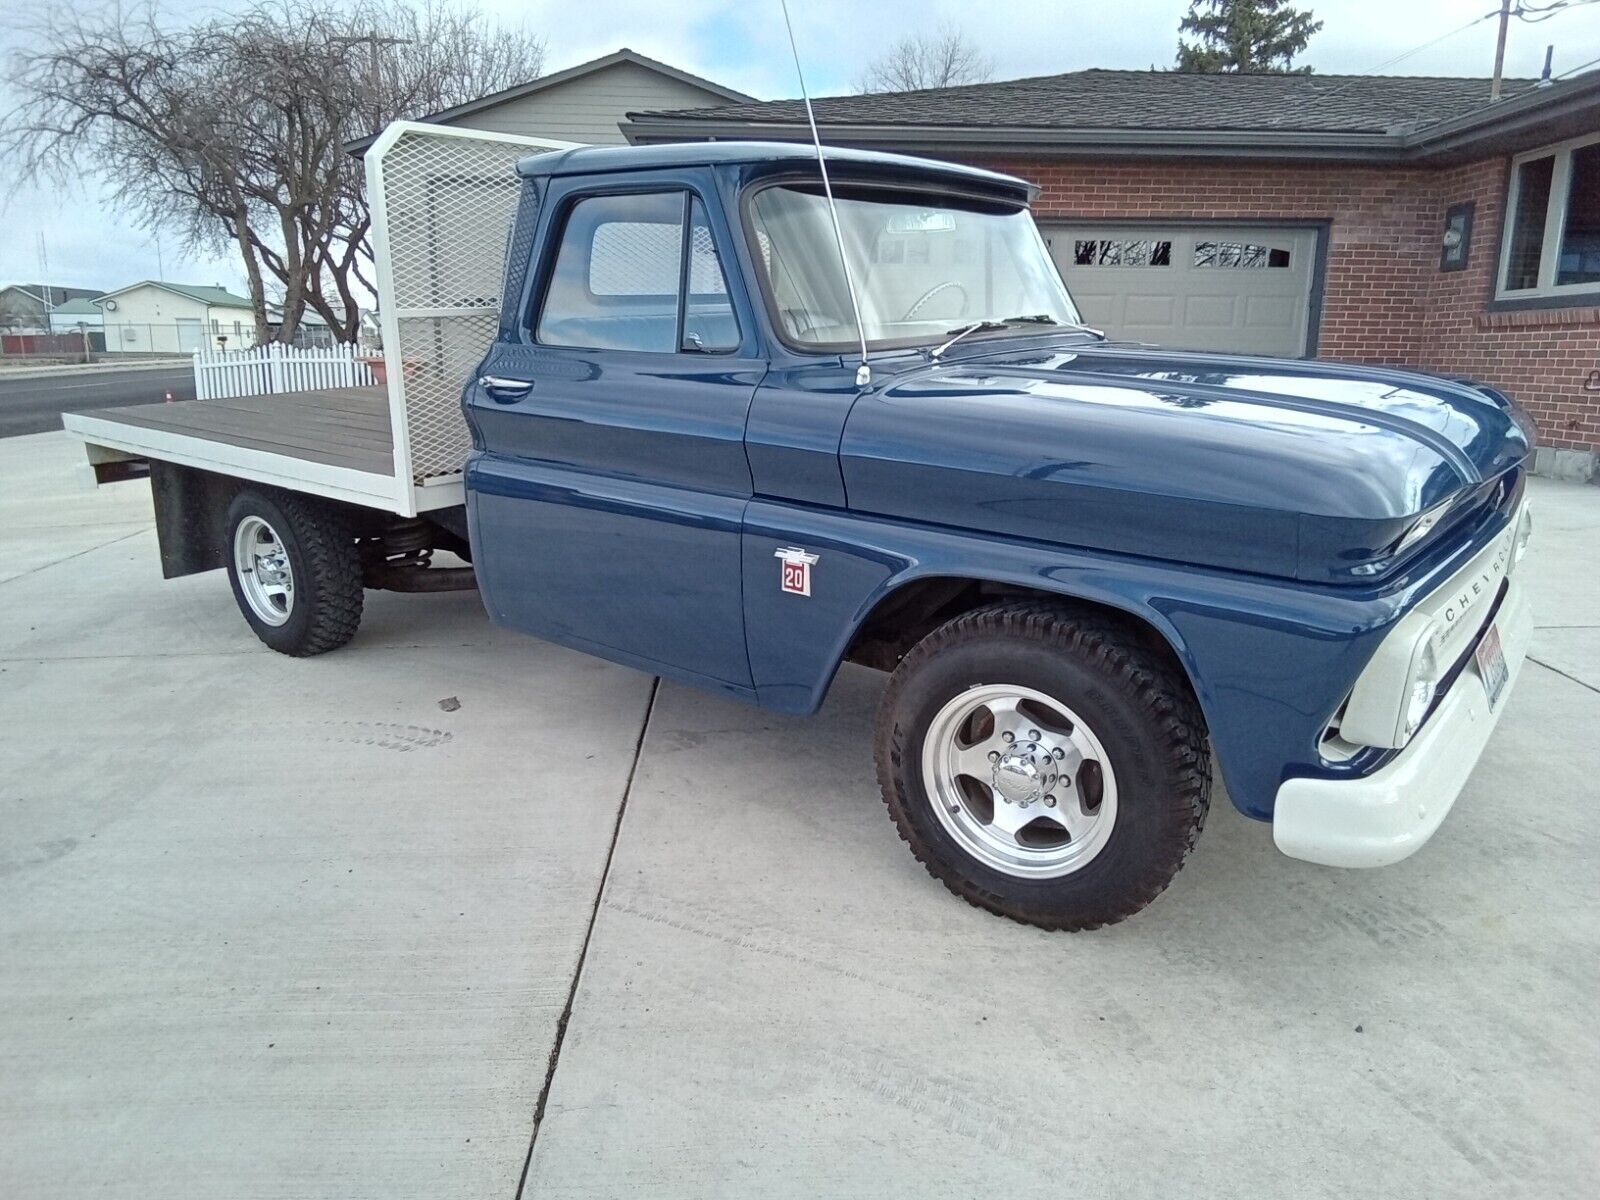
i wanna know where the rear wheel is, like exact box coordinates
[874,601,1210,931]
[225,489,362,656]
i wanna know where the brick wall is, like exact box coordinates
[1414,158,1600,452]
[962,154,1600,453]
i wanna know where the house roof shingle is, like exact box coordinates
[2,284,108,305]
[633,68,1537,135]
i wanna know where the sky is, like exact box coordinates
[3,0,1598,295]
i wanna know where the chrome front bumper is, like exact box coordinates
[1272,571,1532,868]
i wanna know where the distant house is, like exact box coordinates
[266,305,334,347]
[47,297,107,335]
[345,47,751,155]
[0,284,107,333]
[95,282,257,353]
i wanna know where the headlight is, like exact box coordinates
[1402,636,1441,739]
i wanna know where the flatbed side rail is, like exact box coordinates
[61,411,401,512]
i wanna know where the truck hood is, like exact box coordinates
[839,339,1534,582]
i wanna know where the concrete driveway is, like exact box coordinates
[2,429,1596,1199]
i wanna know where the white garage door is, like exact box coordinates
[1041,224,1319,357]
[174,317,207,353]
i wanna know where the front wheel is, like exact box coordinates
[225,489,363,656]
[874,601,1211,931]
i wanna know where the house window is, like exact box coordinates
[1497,132,1600,302]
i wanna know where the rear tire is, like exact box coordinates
[224,489,362,656]
[874,601,1210,931]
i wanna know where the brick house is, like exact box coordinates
[624,69,1600,477]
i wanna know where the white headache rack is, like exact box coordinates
[369,122,578,513]
[61,122,577,517]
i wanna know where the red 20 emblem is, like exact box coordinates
[774,547,819,597]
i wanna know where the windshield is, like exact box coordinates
[747,183,1081,351]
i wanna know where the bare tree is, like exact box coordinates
[855,24,995,93]
[2,1,546,344]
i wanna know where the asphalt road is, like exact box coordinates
[0,365,195,439]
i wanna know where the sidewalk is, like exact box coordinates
[0,358,189,380]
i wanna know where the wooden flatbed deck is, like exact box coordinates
[61,386,422,514]
[87,387,393,474]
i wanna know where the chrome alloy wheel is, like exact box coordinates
[921,684,1118,878]
[233,515,295,627]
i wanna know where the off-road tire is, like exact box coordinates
[874,600,1211,931]
[225,489,363,656]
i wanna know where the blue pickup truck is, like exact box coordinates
[65,141,1536,930]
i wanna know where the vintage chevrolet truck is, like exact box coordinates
[63,133,1536,930]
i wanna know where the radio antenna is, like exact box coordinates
[778,0,871,387]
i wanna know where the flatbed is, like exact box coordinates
[63,387,397,510]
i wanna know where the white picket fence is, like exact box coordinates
[192,342,376,400]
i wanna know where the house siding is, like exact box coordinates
[960,153,1598,454]
[441,62,738,145]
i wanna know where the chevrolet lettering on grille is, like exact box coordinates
[1440,542,1510,627]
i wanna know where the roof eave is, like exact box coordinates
[619,117,1414,162]
[1406,71,1600,160]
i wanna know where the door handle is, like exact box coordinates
[479,375,533,402]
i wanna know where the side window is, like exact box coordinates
[537,191,684,352]
[684,197,739,352]
[535,190,740,354]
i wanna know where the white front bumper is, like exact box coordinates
[1272,574,1532,868]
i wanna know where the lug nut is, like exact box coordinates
[988,750,1000,762]
[1001,731,1014,743]
[1029,729,1041,741]
[1052,747,1065,760]
[1044,794,1056,807]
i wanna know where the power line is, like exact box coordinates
[1515,0,1600,21]
[1553,52,1600,78]
[1281,9,1504,114]
[1345,9,1505,79]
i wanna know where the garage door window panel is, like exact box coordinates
[1075,239,1171,267]
[1194,241,1292,269]
[1498,132,1600,301]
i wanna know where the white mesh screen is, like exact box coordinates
[373,128,545,484]
[590,220,682,296]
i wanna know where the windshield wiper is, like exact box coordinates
[932,320,1009,358]
[932,313,1106,359]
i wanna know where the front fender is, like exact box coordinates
[742,499,1415,820]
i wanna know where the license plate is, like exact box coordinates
[1475,623,1509,710]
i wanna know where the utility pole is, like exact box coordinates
[1491,0,1512,101]
[330,33,413,134]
